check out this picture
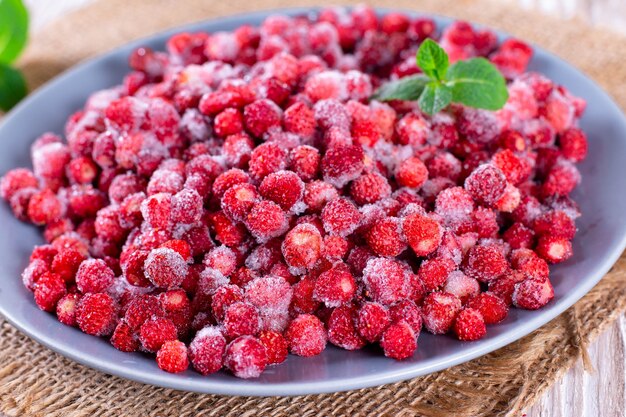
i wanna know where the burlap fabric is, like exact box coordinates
[1,0,625,415]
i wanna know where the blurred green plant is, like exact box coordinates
[0,0,29,111]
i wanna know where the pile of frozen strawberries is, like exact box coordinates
[0,5,588,378]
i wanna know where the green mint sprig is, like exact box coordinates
[0,0,29,112]
[372,39,508,115]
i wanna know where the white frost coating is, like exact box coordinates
[398,202,426,218]
[225,336,265,379]
[308,70,349,101]
[207,32,241,62]
[147,169,184,195]
[140,192,172,229]
[21,259,46,290]
[369,141,413,175]
[86,87,123,111]
[478,238,511,258]
[171,222,198,240]
[108,275,152,302]
[434,186,474,227]
[361,258,412,305]
[32,142,69,178]
[259,309,290,333]
[180,109,211,142]
[204,245,237,273]
[194,325,225,342]
[144,248,189,288]
[245,275,293,313]
[444,271,480,301]
[198,267,230,295]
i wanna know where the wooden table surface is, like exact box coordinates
[14,1,626,416]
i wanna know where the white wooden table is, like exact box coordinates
[17,1,626,416]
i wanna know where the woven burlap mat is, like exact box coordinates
[1,0,625,416]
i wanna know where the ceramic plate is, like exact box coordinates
[1,8,625,396]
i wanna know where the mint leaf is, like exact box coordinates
[0,0,29,64]
[445,57,508,110]
[371,74,429,101]
[416,39,448,81]
[418,83,452,115]
[0,63,27,111]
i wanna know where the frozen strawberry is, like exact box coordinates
[282,223,323,270]
[422,292,462,334]
[76,293,117,336]
[76,259,115,294]
[510,248,550,281]
[258,330,288,365]
[248,142,288,181]
[559,128,588,162]
[244,99,282,138]
[380,320,417,360]
[321,145,364,188]
[464,164,507,206]
[286,314,327,357]
[259,170,305,212]
[389,299,422,335]
[189,326,227,375]
[34,272,66,312]
[144,247,188,289]
[0,168,38,200]
[223,301,261,339]
[362,258,410,305]
[513,278,554,310]
[542,160,580,197]
[111,321,140,352]
[463,244,509,283]
[356,302,390,343]
[402,213,442,257]
[396,112,429,147]
[224,335,268,378]
[289,145,320,182]
[27,189,62,225]
[467,292,509,324]
[51,248,85,283]
[491,149,528,185]
[284,102,316,139]
[157,340,189,373]
[327,305,366,350]
[443,271,480,304]
[350,172,392,206]
[212,168,250,199]
[221,183,258,223]
[418,257,456,292]
[534,210,576,240]
[313,263,356,307]
[453,308,487,341]
[304,180,339,212]
[245,200,289,243]
[503,222,534,249]
[365,217,406,257]
[535,235,573,264]
[321,197,361,237]
[395,157,428,189]
[139,317,178,352]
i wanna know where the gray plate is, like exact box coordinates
[1,8,626,397]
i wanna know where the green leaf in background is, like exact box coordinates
[370,74,429,101]
[418,83,452,116]
[0,63,27,111]
[416,39,449,81]
[445,57,509,110]
[0,0,29,64]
